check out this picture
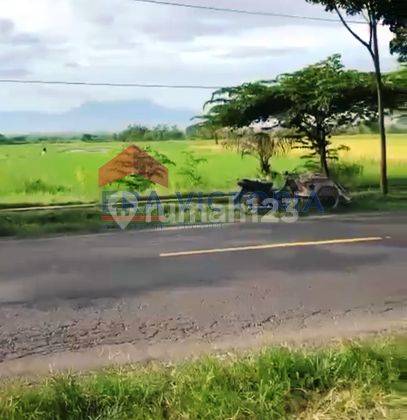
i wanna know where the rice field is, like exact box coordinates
[0,134,406,205]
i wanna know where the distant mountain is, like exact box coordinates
[0,100,196,134]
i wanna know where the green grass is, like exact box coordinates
[0,208,105,237]
[0,140,261,205]
[0,134,406,237]
[0,337,405,419]
[0,206,168,237]
[2,187,407,238]
[1,134,406,206]
[341,189,407,213]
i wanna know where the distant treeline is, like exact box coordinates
[114,124,185,142]
[0,124,186,144]
[0,133,88,144]
[1,118,405,145]
[332,117,407,135]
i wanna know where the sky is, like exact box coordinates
[0,0,399,132]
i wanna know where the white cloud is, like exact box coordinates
[0,0,399,116]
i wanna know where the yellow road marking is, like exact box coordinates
[160,236,386,258]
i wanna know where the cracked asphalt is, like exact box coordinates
[0,212,406,374]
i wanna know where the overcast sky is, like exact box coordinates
[0,0,399,116]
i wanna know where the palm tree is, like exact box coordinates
[223,127,293,178]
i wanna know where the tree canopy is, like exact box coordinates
[117,124,185,142]
[390,27,407,63]
[201,55,404,176]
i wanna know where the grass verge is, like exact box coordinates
[0,208,106,237]
[1,187,407,238]
[345,189,407,213]
[0,337,405,419]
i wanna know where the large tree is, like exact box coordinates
[202,56,385,177]
[276,55,380,176]
[306,0,406,193]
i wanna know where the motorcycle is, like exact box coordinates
[234,173,351,214]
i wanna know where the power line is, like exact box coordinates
[132,0,366,25]
[0,79,224,89]
[0,1,369,91]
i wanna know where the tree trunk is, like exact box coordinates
[372,23,388,195]
[259,156,271,177]
[320,146,330,178]
[318,130,330,177]
[333,8,388,195]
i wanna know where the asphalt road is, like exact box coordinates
[0,212,406,372]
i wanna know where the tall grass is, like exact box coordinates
[0,339,404,419]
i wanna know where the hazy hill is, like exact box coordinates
[0,99,195,134]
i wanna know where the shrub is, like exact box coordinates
[24,179,70,195]
[177,151,208,188]
[331,162,364,187]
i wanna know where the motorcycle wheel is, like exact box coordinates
[317,186,340,209]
